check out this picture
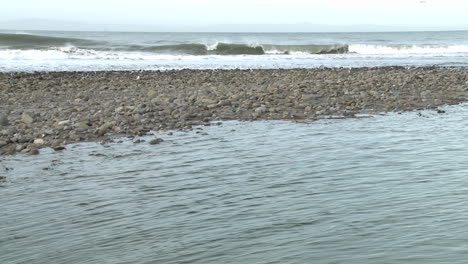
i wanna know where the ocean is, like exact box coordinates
[1,30,468,71]
[2,30,468,264]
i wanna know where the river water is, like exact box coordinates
[2,105,468,264]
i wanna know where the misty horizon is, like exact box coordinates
[1,18,468,33]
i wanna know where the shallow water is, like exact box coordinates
[2,105,468,264]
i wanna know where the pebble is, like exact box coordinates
[0,114,9,126]
[34,138,45,145]
[28,147,39,155]
[21,113,34,124]
[149,138,164,145]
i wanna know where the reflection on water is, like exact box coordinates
[2,105,468,264]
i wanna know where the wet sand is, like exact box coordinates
[1,67,467,155]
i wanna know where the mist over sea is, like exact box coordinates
[1,30,468,71]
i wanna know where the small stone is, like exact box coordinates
[173,98,187,106]
[57,120,71,126]
[52,145,66,151]
[18,135,33,144]
[44,129,54,136]
[149,138,164,145]
[74,121,90,129]
[255,106,267,114]
[28,147,39,155]
[147,89,158,98]
[21,112,34,124]
[96,123,112,136]
[34,138,45,145]
[1,128,14,137]
[0,114,9,126]
[2,145,16,155]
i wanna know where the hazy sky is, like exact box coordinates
[2,0,468,27]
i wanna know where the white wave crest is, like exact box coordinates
[349,44,468,54]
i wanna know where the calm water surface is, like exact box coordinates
[2,105,468,264]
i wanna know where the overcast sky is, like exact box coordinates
[2,0,468,30]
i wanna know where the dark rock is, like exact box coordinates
[28,146,39,155]
[0,114,9,126]
[2,145,16,155]
[52,146,66,151]
[149,138,164,145]
[18,135,33,144]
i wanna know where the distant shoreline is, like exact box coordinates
[1,67,467,155]
[1,20,467,33]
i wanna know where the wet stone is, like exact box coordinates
[149,138,164,145]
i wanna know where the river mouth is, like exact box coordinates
[2,105,468,264]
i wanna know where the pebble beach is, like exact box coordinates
[1,67,467,155]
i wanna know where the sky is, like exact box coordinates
[1,0,468,31]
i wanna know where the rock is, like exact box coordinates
[74,121,90,130]
[2,145,16,155]
[34,138,45,145]
[28,146,39,155]
[115,106,124,113]
[0,140,7,148]
[15,144,24,152]
[57,120,71,126]
[21,112,34,124]
[255,106,267,114]
[1,128,15,137]
[18,135,33,144]
[96,123,112,136]
[149,138,164,145]
[0,114,9,126]
[173,98,188,106]
[147,89,158,98]
[52,145,66,151]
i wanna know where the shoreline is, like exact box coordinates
[1,67,467,155]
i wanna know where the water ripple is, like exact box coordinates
[2,105,468,263]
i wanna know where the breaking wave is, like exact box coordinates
[2,33,468,60]
[0,33,349,55]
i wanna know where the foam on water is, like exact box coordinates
[349,44,468,54]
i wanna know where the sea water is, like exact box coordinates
[2,105,468,264]
[2,30,468,264]
[0,30,468,71]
